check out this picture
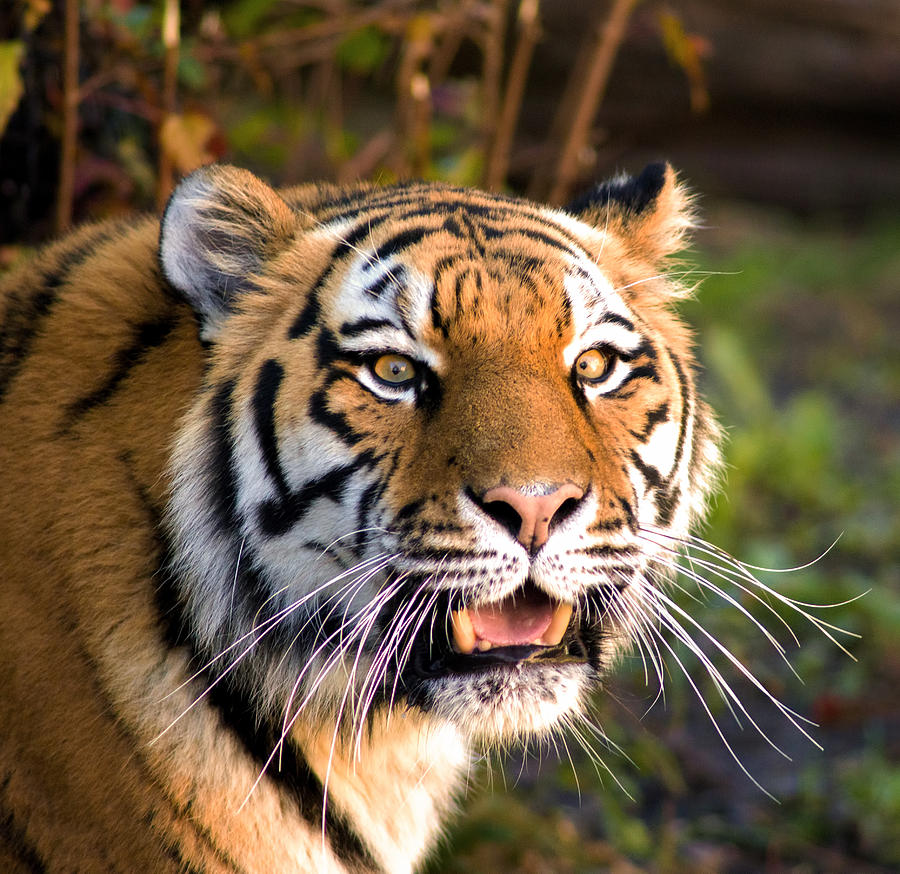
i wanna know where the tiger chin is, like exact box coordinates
[0,162,722,873]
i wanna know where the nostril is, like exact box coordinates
[473,483,585,553]
[481,496,524,542]
[553,496,581,528]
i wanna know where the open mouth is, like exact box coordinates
[404,581,588,679]
[450,583,572,653]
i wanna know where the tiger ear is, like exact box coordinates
[566,162,695,263]
[159,164,297,341]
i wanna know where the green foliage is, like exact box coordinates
[223,0,285,40]
[336,27,390,74]
[0,41,25,138]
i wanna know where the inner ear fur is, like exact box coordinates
[159,164,297,340]
[566,162,696,264]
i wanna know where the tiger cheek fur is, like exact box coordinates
[0,162,721,873]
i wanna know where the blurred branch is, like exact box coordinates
[55,0,79,233]
[198,3,416,61]
[157,0,180,210]
[484,0,541,190]
[337,128,394,184]
[546,0,637,205]
[391,13,434,178]
[478,0,510,161]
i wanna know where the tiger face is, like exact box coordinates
[162,162,720,750]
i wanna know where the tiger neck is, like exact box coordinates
[298,713,470,874]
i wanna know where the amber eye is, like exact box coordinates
[574,347,615,383]
[371,353,417,387]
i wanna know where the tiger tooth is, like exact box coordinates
[477,639,493,652]
[451,609,476,654]
[539,602,573,647]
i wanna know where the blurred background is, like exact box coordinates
[1,1,898,871]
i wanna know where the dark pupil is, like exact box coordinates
[392,361,406,376]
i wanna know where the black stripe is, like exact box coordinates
[607,364,659,396]
[371,226,433,263]
[430,284,447,337]
[153,595,379,871]
[629,450,663,489]
[0,774,48,873]
[203,679,380,871]
[629,448,680,528]
[310,330,341,372]
[258,452,374,537]
[288,219,395,340]
[147,511,378,871]
[651,355,692,526]
[0,228,117,402]
[587,514,630,532]
[158,578,377,870]
[324,193,508,225]
[323,191,588,251]
[400,546,496,563]
[654,485,680,526]
[598,312,635,331]
[288,268,327,339]
[339,317,398,338]
[355,479,384,555]
[577,544,638,558]
[60,315,177,433]
[555,288,573,337]
[207,380,241,530]
[252,358,291,501]
[314,190,598,278]
[472,220,585,262]
[620,339,657,363]
[618,496,636,531]
[394,498,425,522]
[668,353,691,477]
[630,402,670,440]
[363,265,406,299]
[307,380,362,446]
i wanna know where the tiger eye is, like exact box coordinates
[575,348,614,383]
[372,353,416,386]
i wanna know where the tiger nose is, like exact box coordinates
[481,484,585,554]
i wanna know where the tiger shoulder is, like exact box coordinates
[0,163,721,873]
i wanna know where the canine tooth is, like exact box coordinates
[539,602,573,646]
[451,609,475,654]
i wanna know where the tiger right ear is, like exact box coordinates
[159,164,297,341]
[566,162,696,263]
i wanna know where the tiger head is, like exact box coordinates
[160,163,721,751]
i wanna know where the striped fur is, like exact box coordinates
[0,163,721,873]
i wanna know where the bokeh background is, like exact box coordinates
[2,2,898,871]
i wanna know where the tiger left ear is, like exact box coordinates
[159,164,297,341]
[566,162,695,263]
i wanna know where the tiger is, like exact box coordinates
[0,161,723,873]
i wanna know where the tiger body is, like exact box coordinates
[0,164,720,873]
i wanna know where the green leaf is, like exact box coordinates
[223,0,282,39]
[336,26,390,74]
[0,41,25,138]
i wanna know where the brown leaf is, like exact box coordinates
[24,0,52,32]
[658,9,711,114]
[159,112,218,175]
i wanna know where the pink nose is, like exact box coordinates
[482,484,584,553]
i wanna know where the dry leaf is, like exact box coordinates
[658,9,711,114]
[159,112,218,174]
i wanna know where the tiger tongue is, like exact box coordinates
[469,588,554,647]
